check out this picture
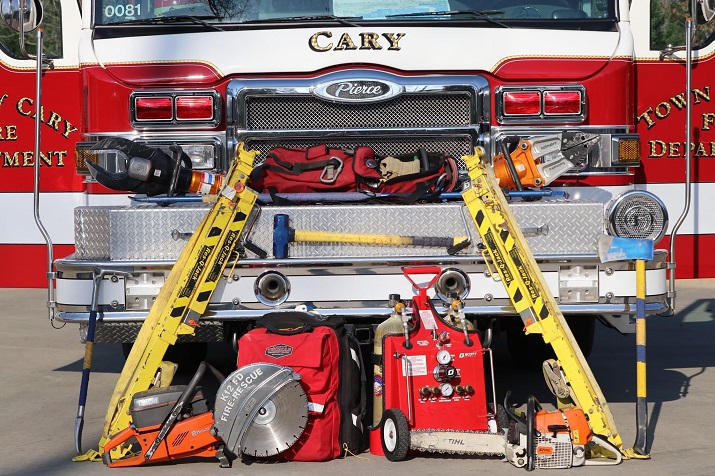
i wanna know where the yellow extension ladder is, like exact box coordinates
[460,147,623,451]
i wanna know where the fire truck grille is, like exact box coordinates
[245,93,471,130]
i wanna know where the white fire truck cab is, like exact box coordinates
[2,0,712,361]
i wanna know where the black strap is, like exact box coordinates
[265,154,342,176]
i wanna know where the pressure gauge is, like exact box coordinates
[436,349,452,365]
[439,383,454,398]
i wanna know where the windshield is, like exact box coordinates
[96,0,615,26]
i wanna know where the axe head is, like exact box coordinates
[598,235,654,263]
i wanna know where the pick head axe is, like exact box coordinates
[272,214,470,258]
[75,268,131,455]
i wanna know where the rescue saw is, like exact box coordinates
[102,362,308,467]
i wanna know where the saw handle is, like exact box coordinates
[526,395,544,471]
[145,361,209,461]
[103,427,137,466]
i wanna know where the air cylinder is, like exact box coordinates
[370,294,405,455]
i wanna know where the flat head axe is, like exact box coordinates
[597,234,654,458]
[272,214,470,258]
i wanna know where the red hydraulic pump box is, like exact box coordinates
[371,267,494,456]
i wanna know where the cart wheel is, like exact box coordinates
[381,409,410,461]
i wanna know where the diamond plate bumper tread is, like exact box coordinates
[74,201,603,261]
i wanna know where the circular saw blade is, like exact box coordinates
[213,363,308,458]
[241,379,308,457]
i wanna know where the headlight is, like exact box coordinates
[606,191,668,242]
[155,143,216,170]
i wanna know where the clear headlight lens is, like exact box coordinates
[155,143,216,170]
[606,191,669,242]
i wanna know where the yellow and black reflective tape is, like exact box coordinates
[170,305,185,318]
[190,210,250,315]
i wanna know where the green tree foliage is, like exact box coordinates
[0,0,62,59]
[650,0,715,50]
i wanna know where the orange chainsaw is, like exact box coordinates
[504,392,622,470]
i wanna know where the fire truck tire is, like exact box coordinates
[506,315,596,366]
[381,408,410,462]
[566,314,596,357]
[121,342,208,372]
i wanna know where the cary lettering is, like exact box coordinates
[309,31,406,52]
[16,97,78,138]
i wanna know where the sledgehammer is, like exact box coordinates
[272,213,470,258]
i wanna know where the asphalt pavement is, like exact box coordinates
[1,279,714,475]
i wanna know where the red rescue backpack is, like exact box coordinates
[248,145,460,201]
[237,312,367,461]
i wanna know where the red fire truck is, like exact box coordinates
[1,0,711,359]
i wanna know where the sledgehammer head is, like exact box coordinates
[273,214,294,258]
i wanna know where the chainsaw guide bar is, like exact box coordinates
[409,429,506,456]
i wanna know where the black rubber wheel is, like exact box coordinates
[381,408,410,462]
[506,315,596,367]
[121,341,208,373]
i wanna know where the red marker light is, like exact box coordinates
[134,96,172,121]
[176,95,214,121]
[544,90,582,115]
[503,91,541,115]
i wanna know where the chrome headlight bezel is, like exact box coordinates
[606,190,669,242]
